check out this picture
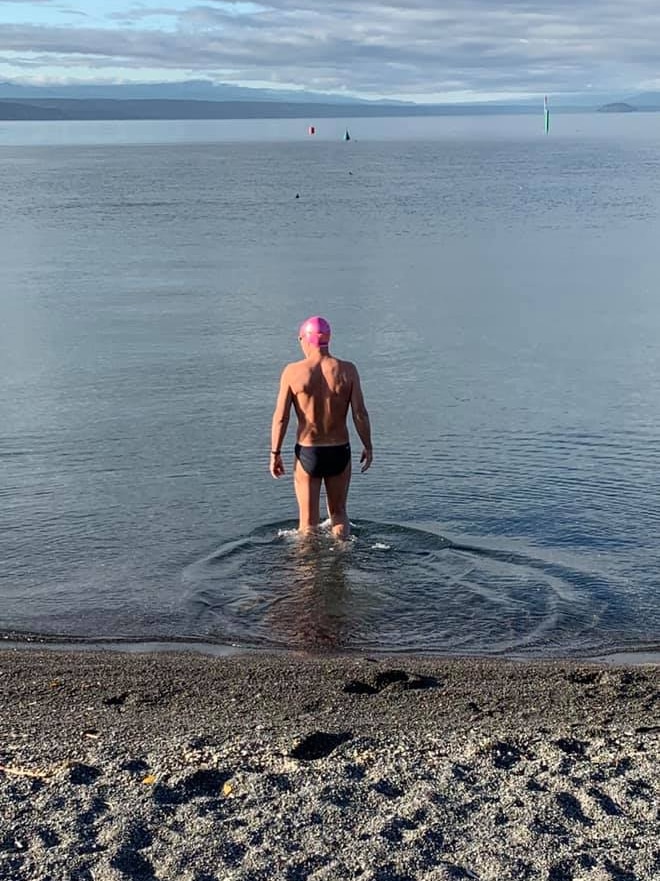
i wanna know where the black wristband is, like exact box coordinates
[271,450,281,456]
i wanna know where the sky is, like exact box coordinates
[1,0,660,102]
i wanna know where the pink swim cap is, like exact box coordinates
[299,316,331,348]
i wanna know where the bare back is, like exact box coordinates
[287,355,355,445]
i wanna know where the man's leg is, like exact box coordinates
[294,458,322,533]
[324,463,351,539]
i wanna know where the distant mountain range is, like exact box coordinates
[0,98,545,121]
[598,102,637,113]
[1,79,660,121]
[0,79,405,105]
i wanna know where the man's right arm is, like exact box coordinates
[349,365,373,472]
[270,365,293,478]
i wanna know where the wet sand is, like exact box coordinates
[0,650,658,880]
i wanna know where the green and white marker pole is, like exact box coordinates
[544,95,550,133]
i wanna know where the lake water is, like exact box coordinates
[1,113,659,658]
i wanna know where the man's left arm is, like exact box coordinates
[270,367,293,478]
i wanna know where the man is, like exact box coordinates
[270,316,373,539]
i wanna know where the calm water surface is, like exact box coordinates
[1,114,659,657]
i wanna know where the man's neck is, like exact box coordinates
[307,348,330,362]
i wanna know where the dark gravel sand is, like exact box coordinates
[0,650,658,881]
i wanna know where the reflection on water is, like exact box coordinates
[184,525,382,652]
[181,521,659,657]
[269,533,360,649]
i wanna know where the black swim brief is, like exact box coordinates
[294,443,351,478]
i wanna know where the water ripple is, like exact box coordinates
[180,521,658,657]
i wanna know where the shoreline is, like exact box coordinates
[1,649,658,880]
[2,635,659,666]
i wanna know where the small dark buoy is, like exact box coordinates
[295,193,300,199]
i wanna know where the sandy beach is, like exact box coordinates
[0,649,657,881]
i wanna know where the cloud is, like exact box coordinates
[106,6,183,23]
[2,1,660,99]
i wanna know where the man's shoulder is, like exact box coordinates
[281,359,308,376]
[336,357,358,375]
